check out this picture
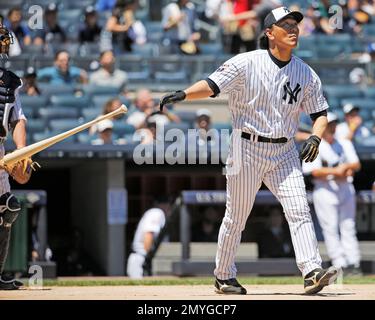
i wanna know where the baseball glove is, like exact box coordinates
[4,158,40,184]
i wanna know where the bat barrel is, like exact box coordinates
[0,105,128,167]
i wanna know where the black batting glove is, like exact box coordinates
[159,90,186,111]
[299,135,321,163]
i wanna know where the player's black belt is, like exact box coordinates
[241,132,288,143]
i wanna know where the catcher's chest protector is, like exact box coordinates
[0,68,21,140]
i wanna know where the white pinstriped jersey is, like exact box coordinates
[208,49,329,139]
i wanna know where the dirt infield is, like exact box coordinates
[1,284,374,300]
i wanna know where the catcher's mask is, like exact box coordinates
[0,26,13,57]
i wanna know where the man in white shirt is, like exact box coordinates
[126,197,170,278]
[303,112,362,275]
[89,50,127,89]
[161,0,200,54]
[335,103,370,142]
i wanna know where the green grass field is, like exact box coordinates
[42,276,375,287]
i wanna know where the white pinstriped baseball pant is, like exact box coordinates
[214,133,322,279]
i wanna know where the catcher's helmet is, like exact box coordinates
[0,25,13,57]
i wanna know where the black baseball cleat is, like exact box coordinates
[0,275,24,290]
[304,266,339,295]
[215,278,247,295]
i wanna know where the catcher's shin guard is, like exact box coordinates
[0,193,21,273]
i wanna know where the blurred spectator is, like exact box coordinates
[4,7,31,47]
[204,0,228,24]
[96,0,117,12]
[335,103,371,142]
[89,50,127,90]
[161,0,201,54]
[297,5,316,36]
[127,89,180,129]
[37,50,88,84]
[258,208,294,258]
[194,207,221,242]
[0,14,21,56]
[195,108,217,146]
[90,98,126,135]
[20,67,41,96]
[357,42,375,63]
[102,97,124,119]
[91,119,114,145]
[303,112,362,275]
[139,116,157,145]
[103,0,147,53]
[349,67,370,90]
[33,3,66,46]
[127,197,170,278]
[221,0,260,54]
[79,6,102,43]
[313,0,335,34]
[350,0,372,22]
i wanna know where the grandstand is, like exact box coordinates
[1,0,375,281]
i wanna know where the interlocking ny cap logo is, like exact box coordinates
[283,81,301,104]
[283,7,291,13]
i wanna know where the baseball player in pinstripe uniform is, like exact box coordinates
[303,112,362,275]
[0,22,27,290]
[160,7,339,295]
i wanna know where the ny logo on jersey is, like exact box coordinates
[283,81,301,104]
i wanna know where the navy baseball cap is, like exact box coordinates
[264,6,304,29]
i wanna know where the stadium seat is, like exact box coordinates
[327,97,340,109]
[132,43,159,57]
[324,85,363,99]
[33,131,76,144]
[360,109,372,121]
[20,95,48,109]
[154,71,188,83]
[2,55,29,73]
[34,56,55,69]
[164,122,190,134]
[22,106,35,119]
[297,36,316,50]
[38,107,80,120]
[49,119,83,132]
[38,84,76,97]
[82,84,121,96]
[92,95,116,109]
[77,133,95,144]
[364,87,375,99]
[363,24,375,38]
[127,70,151,83]
[72,56,100,71]
[357,135,375,146]
[82,107,102,120]
[199,43,224,55]
[316,45,345,59]
[112,123,135,136]
[27,119,47,134]
[212,122,232,133]
[50,95,91,109]
[118,55,147,72]
[174,111,197,125]
[341,98,375,110]
[364,120,374,131]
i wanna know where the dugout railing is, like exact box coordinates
[171,190,375,276]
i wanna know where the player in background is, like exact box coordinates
[303,112,362,276]
[127,197,171,278]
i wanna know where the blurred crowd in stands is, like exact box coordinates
[0,0,374,147]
